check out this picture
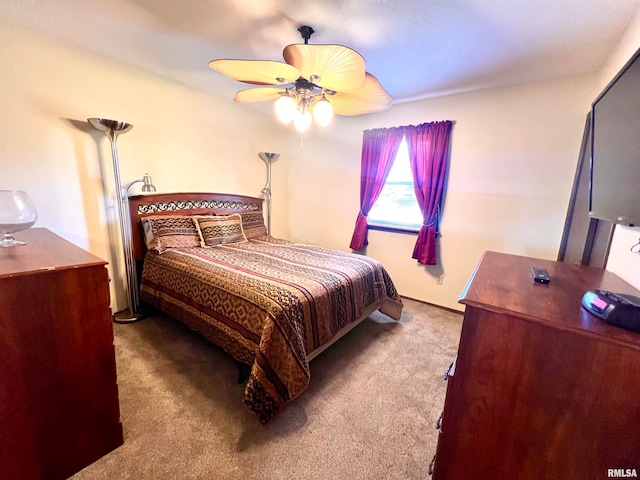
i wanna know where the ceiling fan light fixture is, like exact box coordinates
[293,109,312,132]
[313,95,333,127]
[275,95,296,124]
[209,25,393,141]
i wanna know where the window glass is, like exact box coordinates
[368,136,423,229]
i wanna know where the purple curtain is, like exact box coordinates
[349,127,404,250]
[405,121,453,265]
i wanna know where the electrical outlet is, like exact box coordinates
[436,275,444,285]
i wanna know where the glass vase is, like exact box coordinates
[0,190,38,247]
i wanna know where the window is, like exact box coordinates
[368,136,422,231]
[350,120,452,264]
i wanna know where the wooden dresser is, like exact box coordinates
[0,228,123,480]
[433,251,640,480]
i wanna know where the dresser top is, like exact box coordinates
[460,251,640,348]
[0,228,106,278]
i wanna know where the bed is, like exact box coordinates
[128,192,403,423]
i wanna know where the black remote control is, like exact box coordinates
[532,267,550,284]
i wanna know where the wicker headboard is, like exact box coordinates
[128,192,264,263]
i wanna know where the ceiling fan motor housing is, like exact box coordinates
[298,25,315,44]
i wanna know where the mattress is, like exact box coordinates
[140,236,403,422]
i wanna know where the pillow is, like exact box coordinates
[196,213,248,247]
[239,211,268,239]
[141,215,203,253]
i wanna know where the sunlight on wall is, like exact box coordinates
[0,21,291,311]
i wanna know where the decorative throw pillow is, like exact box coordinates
[197,214,248,247]
[141,215,203,253]
[239,211,268,239]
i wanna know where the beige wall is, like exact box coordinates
[287,75,597,310]
[287,9,640,308]
[0,21,292,311]
[2,13,638,315]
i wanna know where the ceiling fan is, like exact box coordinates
[209,25,393,133]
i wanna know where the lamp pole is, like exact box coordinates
[88,118,147,323]
[258,152,280,235]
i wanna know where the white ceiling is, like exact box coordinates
[2,0,639,104]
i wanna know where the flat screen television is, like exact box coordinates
[589,47,640,227]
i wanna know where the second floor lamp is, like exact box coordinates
[258,152,279,235]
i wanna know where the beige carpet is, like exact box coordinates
[72,297,462,480]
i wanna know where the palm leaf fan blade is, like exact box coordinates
[208,59,300,86]
[328,73,393,116]
[283,44,366,92]
[234,87,285,103]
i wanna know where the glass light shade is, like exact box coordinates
[293,109,312,132]
[0,190,38,247]
[275,95,297,124]
[313,97,334,127]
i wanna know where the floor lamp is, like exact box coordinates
[88,118,155,323]
[258,152,279,235]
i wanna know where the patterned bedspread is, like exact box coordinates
[140,236,403,423]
